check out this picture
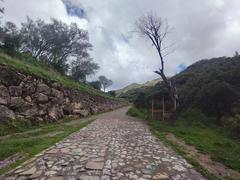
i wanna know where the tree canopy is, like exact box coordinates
[99,75,113,92]
[0,17,99,81]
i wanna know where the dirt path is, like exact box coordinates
[5,107,204,180]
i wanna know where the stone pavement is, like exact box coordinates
[5,107,205,180]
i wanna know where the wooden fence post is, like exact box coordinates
[151,97,154,120]
[162,95,165,121]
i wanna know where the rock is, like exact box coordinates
[9,86,22,96]
[38,109,47,116]
[71,102,82,109]
[52,82,61,89]
[51,88,63,98]
[79,175,100,180]
[153,172,169,179]
[48,176,64,180]
[0,105,15,120]
[73,109,89,117]
[0,85,10,97]
[36,93,49,103]
[9,97,25,109]
[36,117,44,123]
[45,170,57,176]
[86,161,104,170]
[0,97,7,105]
[37,83,51,95]
[29,170,42,179]
[0,66,22,86]
[172,165,186,172]
[22,84,35,95]
[20,106,38,117]
[63,105,73,115]
[24,96,32,102]
[20,166,36,175]
[48,106,63,120]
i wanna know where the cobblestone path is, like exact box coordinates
[5,107,204,180]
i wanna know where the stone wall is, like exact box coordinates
[0,65,124,123]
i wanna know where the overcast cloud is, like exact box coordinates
[3,0,240,90]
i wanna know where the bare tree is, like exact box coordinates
[136,12,178,111]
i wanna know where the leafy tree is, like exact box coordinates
[2,21,21,55]
[88,81,101,90]
[99,75,112,92]
[196,80,238,123]
[108,91,116,97]
[20,18,92,74]
[71,58,99,82]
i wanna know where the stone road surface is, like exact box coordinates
[5,107,205,180]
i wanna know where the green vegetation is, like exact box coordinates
[127,107,240,173]
[0,52,115,99]
[0,115,95,174]
[126,107,147,119]
[121,56,240,136]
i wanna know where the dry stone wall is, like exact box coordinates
[0,65,124,123]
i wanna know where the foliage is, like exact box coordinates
[1,22,21,55]
[126,107,147,119]
[107,91,116,97]
[123,55,240,124]
[222,114,240,137]
[0,17,94,75]
[99,75,113,92]
[195,80,238,122]
[71,58,99,82]
[134,91,149,108]
[88,80,101,90]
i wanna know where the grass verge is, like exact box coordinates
[127,107,240,179]
[0,115,95,175]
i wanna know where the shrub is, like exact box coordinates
[177,108,210,127]
[222,115,240,137]
[127,107,147,119]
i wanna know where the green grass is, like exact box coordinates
[127,107,240,177]
[126,107,147,119]
[0,52,117,100]
[0,115,95,175]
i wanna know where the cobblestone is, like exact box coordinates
[5,107,205,179]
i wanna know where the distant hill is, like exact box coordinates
[115,78,161,97]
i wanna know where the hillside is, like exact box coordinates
[126,55,240,122]
[115,78,161,98]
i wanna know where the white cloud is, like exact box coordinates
[2,0,240,90]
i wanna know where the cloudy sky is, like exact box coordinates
[2,0,240,90]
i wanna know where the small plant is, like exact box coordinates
[127,107,147,119]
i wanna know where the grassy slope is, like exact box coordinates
[0,115,96,175]
[127,107,240,176]
[0,53,115,99]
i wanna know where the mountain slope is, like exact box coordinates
[115,78,161,97]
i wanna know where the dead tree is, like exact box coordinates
[136,12,178,111]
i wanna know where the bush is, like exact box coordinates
[127,107,147,119]
[222,114,240,137]
[177,108,211,127]
[134,91,149,108]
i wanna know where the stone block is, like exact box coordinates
[9,86,22,96]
